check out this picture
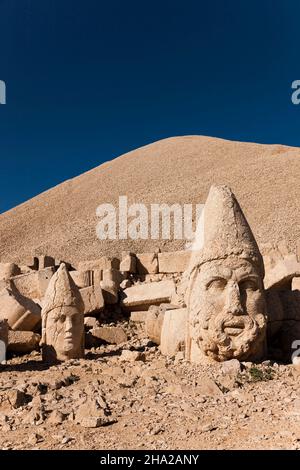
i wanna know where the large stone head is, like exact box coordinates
[41,264,84,363]
[185,185,267,363]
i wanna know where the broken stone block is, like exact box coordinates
[100,280,118,304]
[70,270,93,289]
[80,285,104,315]
[292,277,300,291]
[91,326,127,344]
[0,263,21,281]
[38,267,56,297]
[7,389,28,408]
[221,359,241,377]
[47,410,67,425]
[120,350,145,362]
[12,271,40,298]
[11,267,55,299]
[75,398,107,427]
[158,251,191,273]
[84,317,100,330]
[120,253,136,273]
[136,253,158,274]
[103,269,122,286]
[7,331,41,354]
[93,269,102,285]
[80,417,103,428]
[121,280,175,311]
[145,305,165,345]
[0,287,41,331]
[78,257,120,272]
[130,311,147,323]
[263,250,300,290]
[0,320,8,363]
[160,308,187,357]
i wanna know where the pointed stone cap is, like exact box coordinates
[42,263,83,315]
[188,185,264,277]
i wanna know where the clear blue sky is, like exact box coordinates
[0,0,300,213]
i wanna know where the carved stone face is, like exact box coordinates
[188,258,267,362]
[43,306,84,362]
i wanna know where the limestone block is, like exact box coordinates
[120,350,145,362]
[121,280,175,311]
[37,268,56,297]
[130,311,147,323]
[93,269,103,286]
[136,253,158,274]
[145,305,166,345]
[120,254,136,273]
[11,267,55,299]
[84,317,100,330]
[160,308,187,357]
[262,242,300,289]
[264,252,300,289]
[7,331,41,354]
[91,326,127,344]
[0,287,41,331]
[158,251,191,273]
[70,270,93,289]
[102,268,122,286]
[80,285,104,315]
[78,257,120,272]
[100,280,118,304]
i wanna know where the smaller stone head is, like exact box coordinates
[186,185,268,363]
[41,264,84,363]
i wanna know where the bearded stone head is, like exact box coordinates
[185,185,268,363]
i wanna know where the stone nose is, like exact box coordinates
[65,317,73,331]
[225,282,244,315]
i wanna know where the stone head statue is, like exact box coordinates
[185,185,267,363]
[41,263,84,363]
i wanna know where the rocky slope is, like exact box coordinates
[1,136,300,264]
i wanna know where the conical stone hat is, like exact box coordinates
[42,263,82,315]
[188,185,264,278]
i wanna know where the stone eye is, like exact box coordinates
[206,278,227,290]
[60,314,66,323]
[239,279,259,292]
